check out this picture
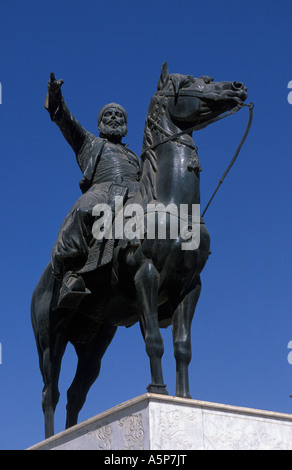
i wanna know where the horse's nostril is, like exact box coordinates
[232,81,244,90]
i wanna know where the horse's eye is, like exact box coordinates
[182,78,191,88]
[201,76,214,84]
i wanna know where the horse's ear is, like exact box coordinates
[170,74,181,97]
[157,61,169,91]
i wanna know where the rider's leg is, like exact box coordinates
[51,186,108,281]
[51,186,109,307]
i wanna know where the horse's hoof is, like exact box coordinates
[175,392,192,399]
[147,383,169,395]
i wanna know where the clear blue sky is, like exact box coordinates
[1,0,292,450]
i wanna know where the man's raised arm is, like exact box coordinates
[44,72,87,156]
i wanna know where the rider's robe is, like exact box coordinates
[47,94,141,279]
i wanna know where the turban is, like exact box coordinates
[97,102,128,124]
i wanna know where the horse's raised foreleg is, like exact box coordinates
[65,324,117,429]
[135,260,168,395]
[171,277,201,399]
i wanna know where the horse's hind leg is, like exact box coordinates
[135,260,168,395]
[171,277,201,399]
[41,333,67,438]
[66,324,117,429]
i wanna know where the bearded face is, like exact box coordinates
[98,107,128,138]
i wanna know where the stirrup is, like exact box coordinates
[56,274,91,310]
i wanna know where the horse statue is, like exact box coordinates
[31,62,248,438]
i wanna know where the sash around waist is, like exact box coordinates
[92,160,140,185]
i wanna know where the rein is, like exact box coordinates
[202,102,253,216]
[141,94,254,217]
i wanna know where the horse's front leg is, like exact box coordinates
[135,260,168,395]
[171,277,201,399]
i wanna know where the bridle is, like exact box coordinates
[141,88,254,217]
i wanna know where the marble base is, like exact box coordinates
[28,393,292,450]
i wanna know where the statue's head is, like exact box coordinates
[97,103,128,138]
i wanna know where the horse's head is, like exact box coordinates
[156,62,247,127]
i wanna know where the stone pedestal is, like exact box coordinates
[28,393,292,450]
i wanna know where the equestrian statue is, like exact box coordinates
[31,62,249,438]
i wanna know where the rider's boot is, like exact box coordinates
[56,271,91,309]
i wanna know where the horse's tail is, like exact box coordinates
[30,263,59,376]
[30,288,37,338]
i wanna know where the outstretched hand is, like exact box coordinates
[48,72,64,94]
[44,72,64,111]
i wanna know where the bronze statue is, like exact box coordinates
[31,63,249,438]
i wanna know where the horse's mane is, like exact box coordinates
[138,115,159,205]
[137,73,188,208]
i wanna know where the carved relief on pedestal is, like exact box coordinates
[118,414,145,449]
[158,408,198,449]
[95,424,112,450]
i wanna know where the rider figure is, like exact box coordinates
[45,73,141,308]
